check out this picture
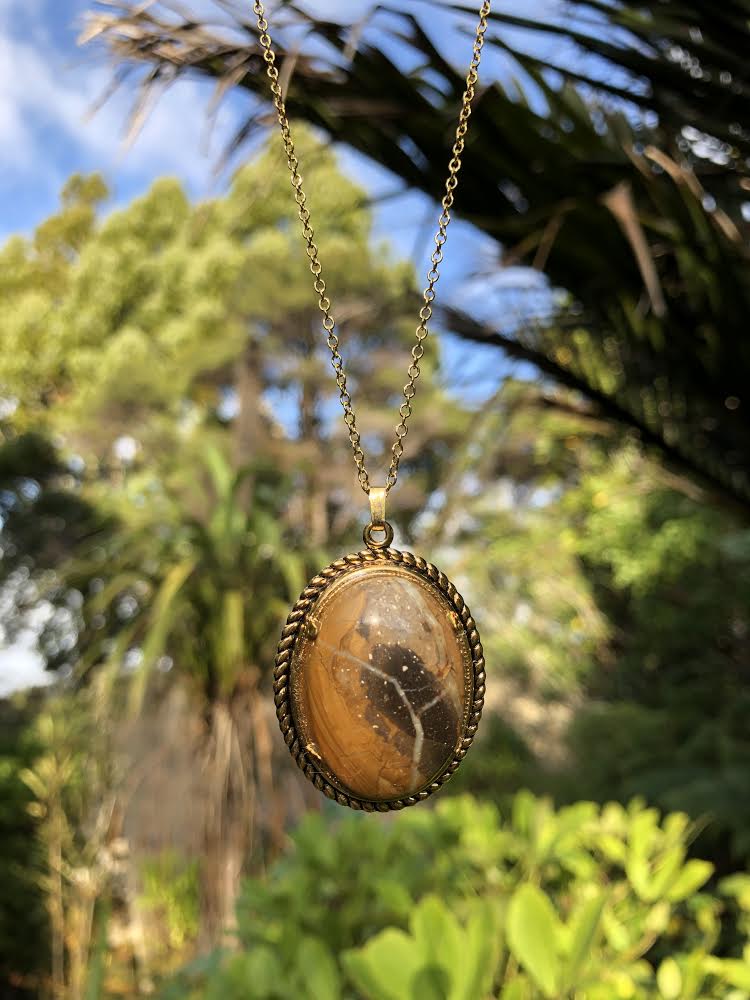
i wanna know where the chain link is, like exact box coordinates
[253,0,491,494]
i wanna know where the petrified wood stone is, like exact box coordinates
[291,565,470,801]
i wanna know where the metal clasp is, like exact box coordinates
[364,486,394,550]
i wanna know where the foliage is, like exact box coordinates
[0,430,111,662]
[159,792,750,999]
[88,0,750,510]
[428,384,750,865]
[0,695,48,996]
[68,450,310,704]
[0,145,395,429]
[19,678,124,1000]
[140,852,200,952]
[0,138,466,954]
[0,136,452,696]
[57,449,318,944]
[3,2,750,989]
[562,446,750,863]
[0,133,461,533]
[0,128,467,717]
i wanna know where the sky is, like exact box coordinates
[0,0,541,372]
[0,1,480,236]
[0,0,563,275]
[1,0,242,238]
[0,0,558,692]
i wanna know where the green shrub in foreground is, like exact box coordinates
[161,793,750,999]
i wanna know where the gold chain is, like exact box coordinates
[252,0,491,494]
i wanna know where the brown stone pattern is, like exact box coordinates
[291,565,470,801]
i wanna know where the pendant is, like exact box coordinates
[274,489,485,810]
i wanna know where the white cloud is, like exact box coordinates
[2,32,233,177]
[0,2,245,231]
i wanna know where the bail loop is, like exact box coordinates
[363,520,394,551]
[365,486,393,550]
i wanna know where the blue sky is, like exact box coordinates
[0,0,557,232]
[0,0,557,691]
[1,0,244,239]
[0,0,556,285]
[0,0,555,426]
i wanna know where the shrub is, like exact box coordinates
[159,792,750,999]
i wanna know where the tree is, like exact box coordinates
[19,683,125,1000]
[85,0,750,511]
[0,132,467,535]
[433,379,750,866]
[61,451,314,944]
[0,695,49,998]
[0,133,473,946]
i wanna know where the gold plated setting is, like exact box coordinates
[274,548,485,811]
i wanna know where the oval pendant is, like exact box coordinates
[274,548,485,810]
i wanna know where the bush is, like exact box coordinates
[159,793,750,999]
[0,696,48,996]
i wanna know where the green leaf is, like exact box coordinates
[237,947,284,996]
[215,589,245,696]
[410,895,462,973]
[721,960,750,991]
[128,557,196,713]
[511,790,538,837]
[625,853,652,901]
[297,938,341,1000]
[506,885,561,998]
[644,901,671,935]
[657,957,682,999]
[626,804,657,839]
[277,549,307,602]
[343,929,421,1000]
[203,445,234,499]
[375,881,413,919]
[538,801,597,859]
[648,846,686,899]
[18,767,48,801]
[596,834,627,864]
[456,901,504,1000]
[666,859,713,901]
[499,981,531,1000]
[561,892,606,989]
[410,966,450,1000]
[719,874,750,910]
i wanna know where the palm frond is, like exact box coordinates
[84,0,750,510]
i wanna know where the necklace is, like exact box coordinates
[254,0,490,810]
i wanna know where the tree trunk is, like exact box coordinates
[197,698,252,950]
[234,336,264,511]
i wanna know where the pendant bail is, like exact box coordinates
[364,486,394,550]
[369,486,387,527]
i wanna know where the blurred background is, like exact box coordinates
[1,1,750,998]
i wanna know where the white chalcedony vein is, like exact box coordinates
[318,639,446,787]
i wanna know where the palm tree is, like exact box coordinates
[84,0,750,511]
[70,449,313,944]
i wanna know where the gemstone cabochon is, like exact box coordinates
[290,564,472,801]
